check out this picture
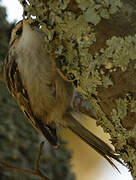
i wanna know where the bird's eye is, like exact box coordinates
[16,27,22,35]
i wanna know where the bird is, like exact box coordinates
[1,19,123,171]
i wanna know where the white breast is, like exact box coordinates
[16,23,55,122]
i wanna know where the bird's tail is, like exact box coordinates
[66,111,123,171]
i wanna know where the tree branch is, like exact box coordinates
[0,142,50,180]
[0,161,50,180]
[35,141,44,172]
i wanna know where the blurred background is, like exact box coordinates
[0,0,132,179]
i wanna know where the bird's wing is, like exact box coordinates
[3,53,58,146]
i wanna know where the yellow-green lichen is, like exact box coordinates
[48,0,70,10]
[75,35,136,99]
[102,75,113,88]
[130,99,136,113]
[121,144,136,175]
[115,98,128,120]
[121,145,136,161]
[89,98,117,134]
[79,69,102,95]
[76,0,122,25]
[104,36,136,70]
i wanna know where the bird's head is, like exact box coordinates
[10,19,43,50]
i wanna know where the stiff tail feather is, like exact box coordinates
[67,113,123,172]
